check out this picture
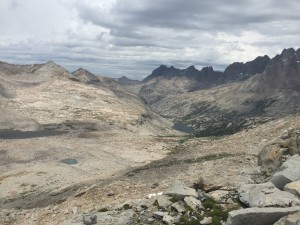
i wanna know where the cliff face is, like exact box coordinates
[257,48,300,92]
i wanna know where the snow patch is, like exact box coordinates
[147,192,163,199]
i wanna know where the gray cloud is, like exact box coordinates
[0,0,299,80]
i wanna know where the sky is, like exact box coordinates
[0,0,300,80]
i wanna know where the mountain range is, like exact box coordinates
[1,47,300,138]
[131,48,300,136]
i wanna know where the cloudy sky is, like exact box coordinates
[0,0,299,79]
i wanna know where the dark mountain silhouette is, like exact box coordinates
[142,55,271,87]
[223,55,270,82]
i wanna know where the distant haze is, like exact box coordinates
[0,0,299,80]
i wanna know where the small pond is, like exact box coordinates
[60,158,78,165]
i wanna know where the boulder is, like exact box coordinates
[284,180,300,197]
[164,180,198,199]
[270,155,300,189]
[238,182,300,207]
[273,210,300,225]
[171,202,186,213]
[163,214,177,225]
[184,196,203,210]
[226,207,300,225]
[200,217,213,224]
[153,211,166,219]
[209,190,232,203]
[258,144,287,173]
[156,195,172,210]
[82,214,97,225]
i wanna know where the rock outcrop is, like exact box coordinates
[238,182,300,207]
[258,129,300,174]
[226,207,300,225]
[270,155,300,189]
[227,139,300,225]
[57,180,234,225]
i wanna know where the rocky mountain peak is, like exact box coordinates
[271,48,300,64]
[142,65,181,83]
[71,68,100,83]
[256,48,300,92]
[186,65,196,70]
[281,48,298,59]
[116,76,141,85]
[200,66,214,74]
[223,55,271,82]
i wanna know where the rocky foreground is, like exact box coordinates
[54,129,300,225]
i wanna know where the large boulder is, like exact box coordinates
[273,210,300,225]
[226,207,300,225]
[270,155,300,189]
[238,182,300,207]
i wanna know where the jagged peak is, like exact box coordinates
[158,64,168,69]
[255,55,270,61]
[280,48,297,59]
[186,65,196,70]
[200,66,214,72]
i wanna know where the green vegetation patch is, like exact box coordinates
[126,152,238,176]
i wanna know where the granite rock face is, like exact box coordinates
[226,207,300,225]
[270,155,300,189]
[238,182,300,208]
